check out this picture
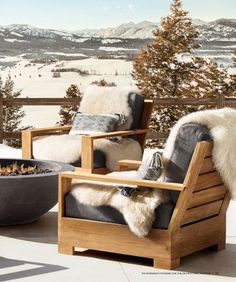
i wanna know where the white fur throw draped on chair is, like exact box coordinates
[70,107,236,238]
[33,86,143,170]
[33,135,142,171]
[162,107,236,199]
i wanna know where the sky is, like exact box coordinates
[0,0,235,30]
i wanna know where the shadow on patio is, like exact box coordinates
[0,256,67,282]
[1,210,236,278]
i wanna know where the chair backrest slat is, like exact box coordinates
[168,141,229,230]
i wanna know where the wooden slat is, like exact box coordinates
[22,130,33,158]
[3,97,81,106]
[173,215,225,257]
[153,97,218,106]
[60,172,185,191]
[182,200,223,225]
[188,185,226,209]
[204,142,213,157]
[225,97,236,106]
[59,217,170,258]
[87,129,148,140]
[194,171,222,192]
[118,160,142,171]
[200,157,215,174]
[80,136,94,173]
[147,131,169,140]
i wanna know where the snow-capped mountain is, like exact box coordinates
[74,21,157,39]
[73,19,236,40]
[0,24,83,42]
[0,19,235,42]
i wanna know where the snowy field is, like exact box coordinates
[0,57,134,128]
[0,54,235,129]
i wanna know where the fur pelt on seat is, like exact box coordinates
[70,170,166,237]
[80,85,141,130]
[33,135,142,171]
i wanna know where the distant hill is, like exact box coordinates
[0,19,235,41]
[73,19,236,41]
[0,19,235,68]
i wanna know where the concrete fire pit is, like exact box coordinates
[0,159,74,225]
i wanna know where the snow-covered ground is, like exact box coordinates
[0,55,235,128]
[0,57,134,127]
[0,144,21,158]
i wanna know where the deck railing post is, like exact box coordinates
[216,93,226,109]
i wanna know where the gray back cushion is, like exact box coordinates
[164,123,212,204]
[128,93,144,130]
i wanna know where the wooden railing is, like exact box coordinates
[0,94,236,143]
[149,93,236,140]
[0,97,81,143]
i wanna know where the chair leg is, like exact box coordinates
[209,236,226,252]
[58,243,75,255]
[153,256,180,269]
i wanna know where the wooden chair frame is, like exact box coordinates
[58,141,230,269]
[22,100,153,173]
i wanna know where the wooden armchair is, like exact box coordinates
[58,140,230,269]
[22,99,153,174]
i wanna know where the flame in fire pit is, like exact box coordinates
[0,162,52,176]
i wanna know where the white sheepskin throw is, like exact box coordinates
[70,170,166,237]
[33,135,142,171]
[33,85,143,170]
[79,85,141,130]
[162,107,236,199]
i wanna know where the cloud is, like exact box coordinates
[128,4,134,10]
[102,6,109,11]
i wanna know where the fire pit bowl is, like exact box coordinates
[0,158,74,225]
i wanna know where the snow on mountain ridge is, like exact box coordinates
[74,21,158,39]
[73,19,236,39]
[0,19,235,41]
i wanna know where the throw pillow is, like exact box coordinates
[69,113,127,135]
[118,151,163,197]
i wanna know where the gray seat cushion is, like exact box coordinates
[64,123,212,229]
[70,149,106,168]
[65,193,175,229]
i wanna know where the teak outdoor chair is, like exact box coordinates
[21,93,153,174]
[58,124,230,269]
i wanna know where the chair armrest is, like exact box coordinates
[117,160,142,171]
[22,125,72,159]
[25,125,72,136]
[59,171,185,192]
[58,171,185,218]
[84,129,148,140]
[80,129,148,172]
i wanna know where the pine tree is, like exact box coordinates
[0,75,25,147]
[132,0,230,147]
[58,84,82,125]
[230,50,236,96]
